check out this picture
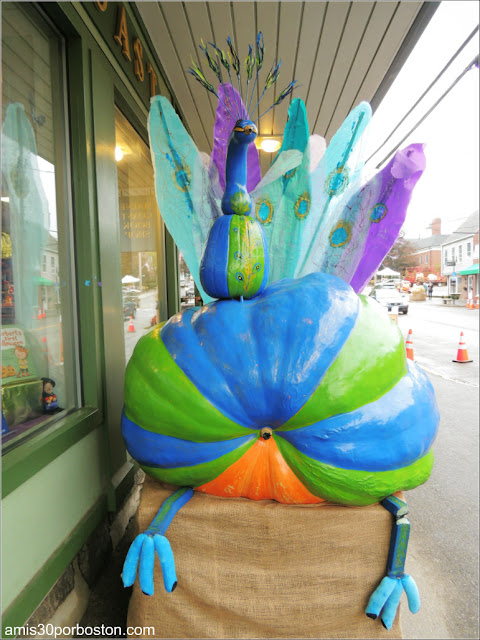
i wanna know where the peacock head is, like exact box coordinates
[232,120,258,145]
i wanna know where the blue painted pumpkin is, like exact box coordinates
[122,272,439,506]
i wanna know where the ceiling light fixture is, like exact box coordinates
[115,146,124,162]
[255,137,282,153]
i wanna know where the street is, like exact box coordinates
[396,299,479,387]
[391,301,479,639]
[123,289,158,362]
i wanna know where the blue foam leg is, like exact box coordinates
[122,487,194,595]
[402,574,420,613]
[122,533,146,587]
[139,535,155,595]
[366,494,421,630]
[365,576,397,619]
[154,534,177,592]
[380,580,404,630]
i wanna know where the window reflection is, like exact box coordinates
[115,108,161,363]
[1,5,76,448]
[179,255,197,311]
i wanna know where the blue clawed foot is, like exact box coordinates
[366,574,420,631]
[122,533,177,595]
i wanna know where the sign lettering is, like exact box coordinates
[133,38,144,82]
[1,327,26,350]
[114,5,132,61]
[147,62,158,98]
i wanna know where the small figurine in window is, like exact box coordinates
[41,377,59,412]
[15,345,30,378]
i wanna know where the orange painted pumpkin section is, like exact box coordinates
[196,435,324,504]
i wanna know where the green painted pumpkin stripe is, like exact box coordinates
[278,295,407,431]
[140,437,256,486]
[275,435,434,506]
[124,326,251,441]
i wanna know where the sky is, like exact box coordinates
[363,1,479,240]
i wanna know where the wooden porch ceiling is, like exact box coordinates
[136,1,439,175]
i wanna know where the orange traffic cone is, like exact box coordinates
[42,309,46,318]
[37,308,43,320]
[128,316,136,332]
[452,331,472,363]
[405,329,414,361]
[475,297,479,310]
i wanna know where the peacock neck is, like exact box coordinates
[225,137,249,191]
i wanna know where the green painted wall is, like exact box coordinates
[1,0,180,626]
[1,428,106,611]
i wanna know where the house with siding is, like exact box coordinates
[441,211,479,299]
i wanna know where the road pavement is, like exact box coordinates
[396,300,479,387]
[391,301,479,639]
[123,290,158,362]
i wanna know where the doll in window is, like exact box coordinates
[41,377,59,412]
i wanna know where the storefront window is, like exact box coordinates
[115,107,161,362]
[179,256,197,311]
[2,4,78,449]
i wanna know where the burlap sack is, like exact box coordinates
[127,476,402,639]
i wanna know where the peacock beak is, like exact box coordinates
[233,124,258,135]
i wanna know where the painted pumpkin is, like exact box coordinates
[199,214,269,300]
[122,272,438,506]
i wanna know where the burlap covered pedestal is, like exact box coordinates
[127,476,402,639]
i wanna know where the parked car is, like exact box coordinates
[372,282,397,292]
[369,288,409,314]
[123,296,136,320]
[123,288,141,307]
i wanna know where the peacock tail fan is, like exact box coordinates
[294,102,372,280]
[349,143,426,293]
[273,98,310,160]
[210,83,261,195]
[148,95,220,304]
[249,101,370,285]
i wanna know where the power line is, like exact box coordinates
[365,26,479,165]
[373,55,479,170]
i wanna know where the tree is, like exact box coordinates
[380,232,417,274]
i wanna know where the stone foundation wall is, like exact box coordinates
[19,470,145,639]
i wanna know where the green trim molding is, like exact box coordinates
[2,407,103,499]
[1,495,107,636]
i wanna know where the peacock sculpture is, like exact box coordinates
[121,33,438,632]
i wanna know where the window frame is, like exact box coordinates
[1,0,179,500]
[1,2,82,456]
[1,2,105,492]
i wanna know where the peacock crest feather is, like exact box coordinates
[188,32,298,123]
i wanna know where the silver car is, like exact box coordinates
[369,287,409,314]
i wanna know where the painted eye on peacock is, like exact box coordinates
[235,272,244,282]
[254,263,261,271]
[234,252,243,261]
